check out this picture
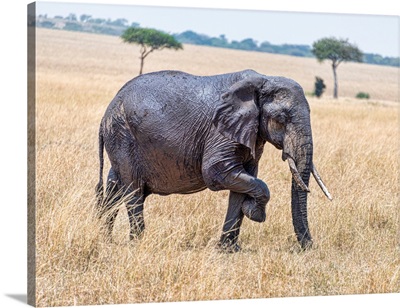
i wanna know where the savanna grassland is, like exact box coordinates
[33,28,399,307]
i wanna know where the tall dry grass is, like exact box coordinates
[34,28,399,307]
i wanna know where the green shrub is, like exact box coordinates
[313,76,326,98]
[356,92,370,99]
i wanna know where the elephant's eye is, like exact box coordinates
[275,113,287,124]
[274,89,290,101]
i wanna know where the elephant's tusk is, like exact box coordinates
[287,157,310,193]
[311,163,333,201]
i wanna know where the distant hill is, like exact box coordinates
[35,15,399,68]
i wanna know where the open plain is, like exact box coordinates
[34,28,399,306]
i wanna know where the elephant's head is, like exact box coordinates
[213,74,332,248]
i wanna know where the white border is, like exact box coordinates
[0,1,399,308]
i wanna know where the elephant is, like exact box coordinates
[95,69,332,251]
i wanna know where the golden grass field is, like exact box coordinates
[34,28,399,307]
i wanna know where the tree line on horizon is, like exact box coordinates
[35,14,399,68]
[174,31,314,58]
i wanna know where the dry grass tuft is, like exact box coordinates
[34,29,399,307]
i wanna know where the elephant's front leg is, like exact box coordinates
[216,168,269,252]
[219,191,245,252]
[205,160,270,222]
[223,170,270,223]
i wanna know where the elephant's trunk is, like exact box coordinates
[284,115,332,248]
[287,139,314,249]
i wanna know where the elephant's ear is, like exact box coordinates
[212,77,265,159]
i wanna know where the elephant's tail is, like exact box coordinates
[95,124,104,206]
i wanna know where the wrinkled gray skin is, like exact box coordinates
[96,69,329,251]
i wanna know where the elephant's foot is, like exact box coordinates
[299,238,313,250]
[217,240,241,253]
[218,232,242,253]
[242,197,266,222]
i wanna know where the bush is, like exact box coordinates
[313,76,326,98]
[356,92,370,99]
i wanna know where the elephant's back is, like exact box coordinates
[119,71,218,138]
[118,70,255,127]
[122,70,217,110]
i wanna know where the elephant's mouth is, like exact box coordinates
[281,151,290,161]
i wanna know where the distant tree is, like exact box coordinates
[259,41,274,53]
[66,13,77,21]
[121,27,183,75]
[229,38,258,51]
[208,35,229,48]
[238,38,258,51]
[40,21,55,29]
[92,25,122,36]
[312,37,363,99]
[110,18,128,27]
[64,22,83,31]
[229,40,241,49]
[90,18,106,24]
[80,14,92,22]
[174,30,209,45]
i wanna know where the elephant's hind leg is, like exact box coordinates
[101,169,147,241]
[98,168,121,241]
[126,190,146,240]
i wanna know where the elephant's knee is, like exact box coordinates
[255,179,270,204]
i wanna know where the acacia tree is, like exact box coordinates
[121,27,183,75]
[312,37,363,99]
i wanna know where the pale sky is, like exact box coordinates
[35,1,400,58]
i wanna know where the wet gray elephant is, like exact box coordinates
[95,69,332,251]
